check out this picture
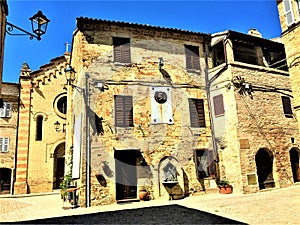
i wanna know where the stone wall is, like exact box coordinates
[70,19,213,206]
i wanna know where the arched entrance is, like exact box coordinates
[53,143,65,189]
[289,148,300,183]
[255,148,275,190]
[0,168,12,194]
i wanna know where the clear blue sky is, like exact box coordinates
[3,0,282,83]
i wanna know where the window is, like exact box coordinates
[114,95,133,127]
[0,102,11,118]
[54,94,67,118]
[113,37,131,64]
[188,98,206,127]
[0,138,9,152]
[233,41,258,65]
[57,96,67,114]
[296,0,300,18]
[36,116,43,141]
[194,149,216,179]
[185,45,201,70]
[283,0,295,26]
[213,94,225,116]
[282,96,293,117]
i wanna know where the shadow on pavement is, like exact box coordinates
[8,205,246,224]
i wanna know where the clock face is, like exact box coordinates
[154,91,167,104]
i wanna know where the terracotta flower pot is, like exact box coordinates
[139,190,148,200]
[218,185,233,194]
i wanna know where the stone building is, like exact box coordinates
[67,18,215,207]
[276,0,300,132]
[14,53,70,194]
[0,82,19,194]
[209,29,300,193]
[0,0,8,105]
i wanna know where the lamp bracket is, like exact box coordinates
[6,22,41,40]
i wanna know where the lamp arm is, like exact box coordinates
[6,22,41,41]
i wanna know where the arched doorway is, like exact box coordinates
[53,143,65,189]
[255,148,275,190]
[0,168,12,194]
[289,148,300,183]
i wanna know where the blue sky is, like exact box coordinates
[3,0,281,83]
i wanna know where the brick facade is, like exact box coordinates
[277,0,300,131]
[0,82,19,194]
[209,30,300,193]
[14,54,70,194]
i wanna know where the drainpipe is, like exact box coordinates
[203,32,230,178]
[203,38,219,174]
[85,73,91,207]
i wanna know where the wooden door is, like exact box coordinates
[115,150,137,200]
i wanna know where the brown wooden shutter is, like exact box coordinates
[213,94,225,116]
[185,45,200,70]
[113,37,131,64]
[189,98,205,127]
[281,96,293,116]
[114,95,133,127]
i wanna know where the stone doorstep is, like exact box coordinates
[116,198,141,204]
[0,190,60,198]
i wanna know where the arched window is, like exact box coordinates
[36,116,43,141]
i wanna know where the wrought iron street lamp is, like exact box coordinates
[65,65,76,86]
[6,10,50,41]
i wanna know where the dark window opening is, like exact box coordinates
[188,98,206,128]
[114,95,133,127]
[36,116,43,141]
[212,42,225,67]
[282,96,293,118]
[233,41,258,65]
[232,40,288,71]
[194,149,216,179]
[185,45,201,70]
[113,37,131,64]
[57,96,67,115]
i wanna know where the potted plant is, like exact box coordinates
[218,179,233,194]
[138,186,149,200]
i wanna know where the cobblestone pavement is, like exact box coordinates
[0,185,300,224]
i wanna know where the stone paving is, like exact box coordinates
[0,185,300,224]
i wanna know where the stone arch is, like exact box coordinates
[289,148,300,183]
[255,148,275,190]
[52,142,65,189]
[158,155,183,198]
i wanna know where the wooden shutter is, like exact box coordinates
[5,103,11,117]
[189,98,205,127]
[282,96,293,116]
[115,95,133,127]
[113,37,131,64]
[283,0,295,26]
[213,94,225,116]
[185,45,200,70]
[0,138,9,152]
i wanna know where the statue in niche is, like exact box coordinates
[163,162,178,182]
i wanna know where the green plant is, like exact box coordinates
[218,179,230,187]
[60,174,72,200]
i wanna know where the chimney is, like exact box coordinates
[248,28,262,38]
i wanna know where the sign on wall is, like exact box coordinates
[150,86,174,124]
